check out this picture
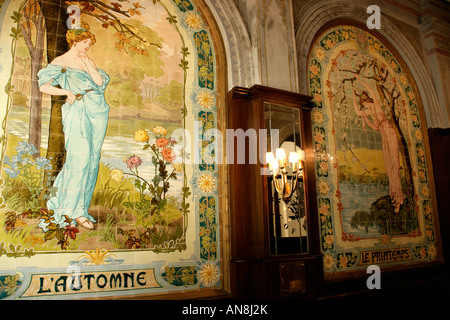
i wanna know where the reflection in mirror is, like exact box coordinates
[264,103,308,255]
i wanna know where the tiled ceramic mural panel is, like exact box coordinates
[0,0,220,299]
[308,25,439,275]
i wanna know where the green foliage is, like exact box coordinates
[104,18,165,109]
[198,197,217,260]
[338,164,389,185]
[36,208,79,250]
[107,72,143,109]
[2,206,80,251]
[90,164,131,210]
[126,20,164,78]
[10,11,23,24]
[99,214,118,244]
[116,207,183,250]
[111,126,187,251]
[0,2,201,254]
[150,222,183,248]
[167,14,178,25]
[2,140,54,212]
[9,12,23,41]
[369,194,418,236]
[172,0,194,12]
[124,128,180,212]
[11,90,28,107]
[194,31,214,89]
[0,242,34,258]
[162,265,197,287]
[336,252,358,269]
[156,80,183,109]
[0,273,22,298]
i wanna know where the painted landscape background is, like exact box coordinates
[309,25,439,273]
[0,0,189,252]
[0,0,221,299]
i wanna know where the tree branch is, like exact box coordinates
[21,9,35,53]
[66,0,162,49]
[343,138,370,174]
[92,0,130,18]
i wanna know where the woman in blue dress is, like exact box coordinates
[37,23,109,231]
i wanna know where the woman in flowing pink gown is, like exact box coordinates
[352,74,404,213]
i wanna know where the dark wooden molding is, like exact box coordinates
[228,85,322,299]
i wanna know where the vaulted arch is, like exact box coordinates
[205,0,255,88]
[294,0,444,128]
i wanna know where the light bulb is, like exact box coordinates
[266,152,274,165]
[271,158,279,171]
[276,148,286,160]
[289,151,299,163]
[297,149,306,161]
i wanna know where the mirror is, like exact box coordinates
[265,103,308,255]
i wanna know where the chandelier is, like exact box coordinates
[266,105,305,201]
[266,148,305,201]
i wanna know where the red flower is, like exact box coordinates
[156,137,169,149]
[162,148,175,163]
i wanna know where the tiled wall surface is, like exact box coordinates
[0,0,221,299]
[308,24,441,277]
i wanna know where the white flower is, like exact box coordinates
[428,244,437,259]
[312,109,324,124]
[199,262,219,286]
[197,91,214,108]
[110,169,124,183]
[421,185,430,197]
[198,173,216,193]
[315,48,325,60]
[185,13,202,29]
[318,179,330,195]
[202,151,216,165]
[414,129,423,141]
[400,75,408,85]
[152,125,167,136]
[323,254,334,270]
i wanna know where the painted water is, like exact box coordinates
[4,105,183,191]
[340,181,389,238]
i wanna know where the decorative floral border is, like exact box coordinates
[0,0,221,298]
[0,273,21,299]
[308,25,438,274]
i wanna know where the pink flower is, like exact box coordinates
[127,155,143,169]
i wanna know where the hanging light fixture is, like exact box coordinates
[266,107,305,201]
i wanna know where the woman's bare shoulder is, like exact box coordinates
[50,53,70,67]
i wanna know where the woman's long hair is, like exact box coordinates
[359,90,374,108]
